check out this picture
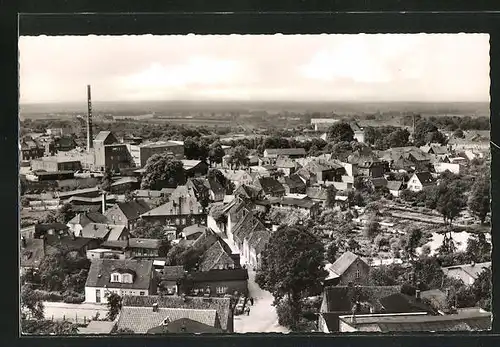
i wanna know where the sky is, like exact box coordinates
[19,33,490,104]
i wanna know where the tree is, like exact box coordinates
[413,120,446,147]
[256,226,327,330]
[124,190,136,202]
[363,217,381,239]
[326,241,338,263]
[405,228,423,262]
[466,233,491,263]
[472,268,491,311]
[141,153,185,190]
[208,141,225,166]
[55,203,76,224]
[228,145,249,169]
[347,238,360,253]
[325,185,337,208]
[100,168,113,192]
[468,176,490,224]
[436,186,466,225]
[21,319,79,335]
[327,122,354,143]
[106,292,122,321]
[21,284,45,320]
[114,327,135,334]
[374,235,389,251]
[387,128,410,148]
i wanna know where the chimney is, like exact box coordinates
[152,302,159,312]
[102,193,107,214]
[178,196,182,215]
[21,236,27,248]
[86,85,93,152]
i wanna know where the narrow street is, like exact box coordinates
[234,270,289,333]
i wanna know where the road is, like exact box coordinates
[234,270,289,334]
[43,301,108,323]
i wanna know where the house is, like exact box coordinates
[382,147,431,172]
[441,262,491,286]
[233,184,265,201]
[84,259,157,303]
[141,196,207,231]
[378,292,439,315]
[33,222,70,239]
[253,177,286,198]
[20,237,45,275]
[187,178,225,203]
[68,195,117,213]
[350,122,365,143]
[311,118,340,131]
[101,238,162,258]
[182,160,209,178]
[20,136,45,161]
[57,187,101,200]
[219,169,254,187]
[119,294,233,332]
[199,240,240,272]
[301,160,344,183]
[263,148,307,159]
[420,144,449,156]
[186,269,249,297]
[86,248,126,261]
[93,131,133,172]
[386,181,405,197]
[407,172,436,192]
[275,157,301,176]
[67,212,109,236]
[272,197,320,219]
[79,223,129,241]
[104,199,152,230]
[306,187,328,204]
[146,318,224,334]
[337,310,491,332]
[282,174,307,194]
[434,162,462,175]
[368,177,388,191]
[318,285,402,332]
[324,251,371,286]
[348,150,385,178]
[31,157,82,173]
[44,235,100,256]
[160,265,186,295]
[128,140,185,168]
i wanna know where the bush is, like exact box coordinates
[62,291,85,304]
[34,290,62,302]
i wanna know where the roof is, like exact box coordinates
[370,177,388,188]
[146,318,224,334]
[68,212,109,226]
[284,175,306,190]
[113,200,151,220]
[111,177,139,187]
[117,306,218,334]
[189,269,249,282]
[101,238,161,250]
[44,235,95,251]
[413,172,435,185]
[379,293,438,314]
[264,148,306,156]
[20,238,45,268]
[275,157,299,169]
[162,265,186,281]
[140,141,182,148]
[142,196,204,217]
[93,131,113,142]
[323,285,402,313]
[421,289,447,311]
[85,259,154,290]
[191,229,219,251]
[429,145,449,155]
[182,160,204,170]
[442,262,491,280]
[339,311,491,332]
[34,223,69,233]
[199,240,237,272]
[306,187,328,201]
[386,181,404,191]
[329,251,365,277]
[311,118,340,124]
[350,122,363,133]
[182,224,206,238]
[234,184,263,200]
[121,295,232,331]
[78,320,116,335]
[57,187,100,199]
[80,223,126,240]
[256,177,285,195]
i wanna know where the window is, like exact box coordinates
[122,274,133,283]
[355,269,360,279]
[181,218,186,225]
[216,286,227,295]
[140,291,145,296]
[112,274,120,282]
[118,216,122,221]
[175,218,180,225]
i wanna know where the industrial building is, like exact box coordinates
[128,141,185,168]
[93,131,132,172]
[31,157,82,172]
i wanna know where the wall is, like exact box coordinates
[339,319,357,332]
[338,258,370,286]
[193,279,248,297]
[85,287,149,303]
[434,162,461,175]
[142,214,207,231]
[104,145,132,171]
[318,314,330,333]
[354,131,365,143]
[31,160,58,172]
[407,176,423,192]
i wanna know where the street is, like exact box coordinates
[234,270,289,333]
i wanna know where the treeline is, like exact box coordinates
[400,114,490,131]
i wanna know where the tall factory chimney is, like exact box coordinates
[87,85,93,152]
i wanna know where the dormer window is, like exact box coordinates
[110,270,134,283]
[112,274,119,282]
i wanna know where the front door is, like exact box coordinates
[96,289,101,303]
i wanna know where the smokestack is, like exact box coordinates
[102,192,107,214]
[87,85,93,152]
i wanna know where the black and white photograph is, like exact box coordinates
[19,33,491,335]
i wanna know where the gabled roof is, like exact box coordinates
[162,265,186,281]
[284,175,307,190]
[386,180,404,191]
[93,131,114,143]
[379,293,438,314]
[122,295,232,331]
[277,197,317,209]
[20,238,45,268]
[234,184,263,200]
[370,177,388,188]
[68,212,109,227]
[306,187,328,201]
[199,240,237,272]
[442,262,491,280]
[112,200,151,220]
[275,157,300,169]
[101,238,161,250]
[323,285,402,313]
[182,224,206,238]
[141,196,204,217]
[147,318,224,334]
[255,177,285,195]
[85,259,154,289]
[117,306,218,334]
[111,177,139,187]
[80,223,126,240]
[181,160,204,170]
[328,251,365,277]
[413,172,435,185]
[191,229,219,251]
[57,187,100,199]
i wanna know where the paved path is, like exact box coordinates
[234,270,289,334]
[43,301,108,323]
